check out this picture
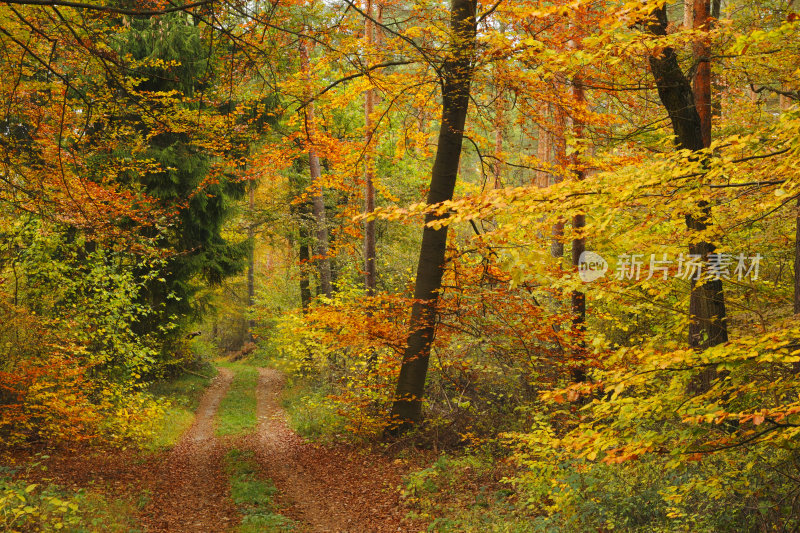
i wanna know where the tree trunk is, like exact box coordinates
[795,197,800,315]
[646,5,728,364]
[298,226,313,312]
[364,0,377,297]
[389,0,477,431]
[247,182,255,341]
[536,111,550,188]
[493,101,504,189]
[550,104,567,258]
[300,41,333,298]
[693,0,712,148]
[570,65,587,383]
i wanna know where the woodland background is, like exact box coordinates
[1,0,800,531]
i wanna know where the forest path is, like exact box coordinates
[139,366,238,532]
[249,367,416,533]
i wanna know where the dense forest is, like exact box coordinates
[1,0,799,531]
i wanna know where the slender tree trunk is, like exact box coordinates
[389,0,477,431]
[550,104,567,258]
[493,100,504,189]
[298,233,312,311]
[684,0,693,28]
[300,41,333,298]
[646,5,728,370]
[795,197,800,315]
[711,0,721,20]
[247,182,256,341]
[364,0,377,297]
[536,111,550,188]
[570,58,587,383]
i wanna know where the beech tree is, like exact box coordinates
[645,2,728,359]
[390,0,478,429]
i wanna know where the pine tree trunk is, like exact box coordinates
[693,0,712,148]
[389,0,477,431]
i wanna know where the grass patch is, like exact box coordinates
[224,449,295,532]
[216,363,259,437]
[145,364,218,451]
[0,473,142,532]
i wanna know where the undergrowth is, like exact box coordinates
[280,374,348,442]
[0,467,141,532]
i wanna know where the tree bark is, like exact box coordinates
[693,0,712,148]
[364,0,377,297]
[571,61,587,383]
[389,0,477,430]
[646,5,728,362]
[300,41,333,298]
[536,111,550,188]
[550,104,567,258]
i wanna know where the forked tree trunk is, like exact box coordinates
[300,41,333,298]
[646,4,728,366]
[389,0,477,430]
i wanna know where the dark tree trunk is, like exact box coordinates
[389,0,477,431]
[247,183,255,340]
[571,72,587,384]
[364,0,377,297]
[646,5,728,370]
[795,197,800,315]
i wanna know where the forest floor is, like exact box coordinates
[5,365,421,532]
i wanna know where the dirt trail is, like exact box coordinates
[139,367,238,532]
[252,368,417,533]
